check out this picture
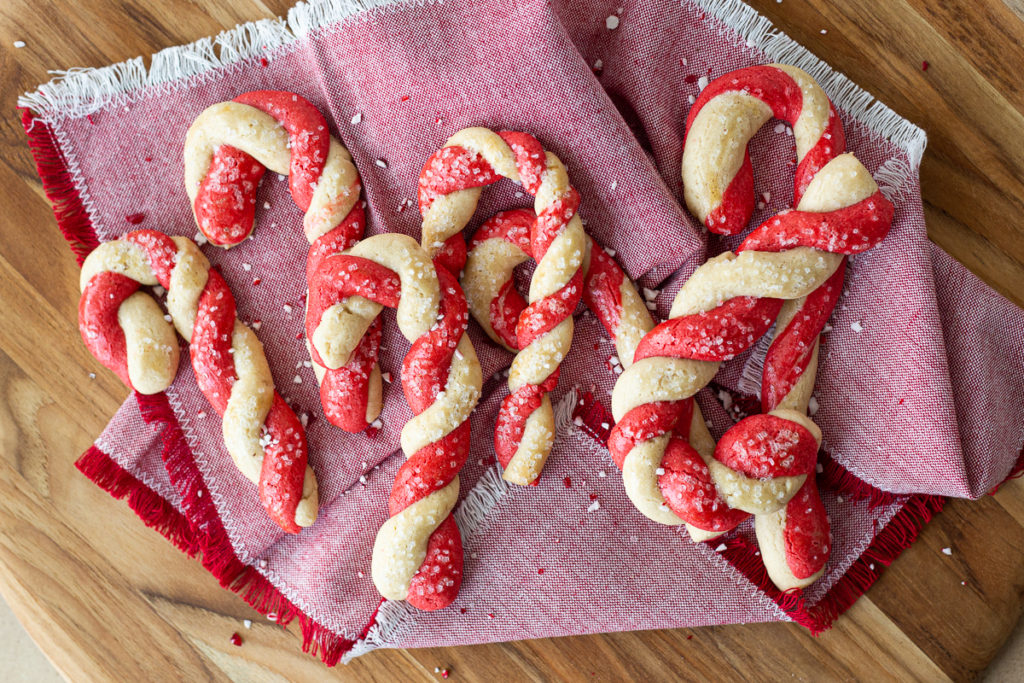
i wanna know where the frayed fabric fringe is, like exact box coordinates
[20,109,99,263]
[76,392,371,666]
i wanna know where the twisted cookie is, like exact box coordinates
[306,234,482,610]
[418,128,586,485]
[461,209,722,475]
[79,230,318,533]
[184,91,380,432]
[611,65,894,589]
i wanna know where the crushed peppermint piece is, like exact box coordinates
[573,416,584,427]
[655,467,665,476]
[382,371,392,383]
[598,470,606,478]
[230,633,242,647]
[808,396,819,415]
[697,75,709,90]
[193,231,208,246]
[251,320,262,331]
[293,375,302,384]
[942,547,952,555]
[774,122,786,134]
[610,180,618,190]
[587,500,601,512]
[593,59,603,70]
[243,619,252,629]
[259,559,268,569]
[851,321,864,332]
[351,112,363,124]
[375,159,387,168]
[197,410,206,419]
[687,94,696,104]
[13,40,27,48]
[820,28,828,34]
[642,287,659,301]
[606,15,620,29]
[242,263,252,271]
[715,543,727,552]
[283,303,293,314]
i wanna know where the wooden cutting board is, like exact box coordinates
[1,0,1023,680]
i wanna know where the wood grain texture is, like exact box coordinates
[0,0,1022,680]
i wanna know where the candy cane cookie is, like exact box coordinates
[611,65,894,590]
[306,234,482,610]
[79,230,318,533]
[418,128,586,485]
[183,91,382,432]
[460,208,721,480]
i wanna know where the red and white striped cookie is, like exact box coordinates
[417,128,586,485]
[612,64,894,590]
[306,234,482,610]
[79,231,318,533]
[461,209,721,470]
[183,91,380,433]
[683,64,843,236]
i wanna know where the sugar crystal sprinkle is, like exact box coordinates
[606,15,620,29]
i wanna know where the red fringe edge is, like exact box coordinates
[716,493,945,633]
[20,109,100,264]
[570,390,948,633]
[76,392,370,666]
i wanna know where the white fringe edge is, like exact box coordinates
[17,18,296,121]
[693,0,927,170]
[345,387,580,661]
[735,328,774,397]
[287,0,404,36]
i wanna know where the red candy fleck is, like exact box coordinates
[460,607,467,614]
[86,114,95,125]
[487,613,495,619]
[365,425,380,439]
[563,476,572,488]
[144,156,153,162]
[295,332,303,340]
[125,213,145,225]
[260,57,269,67]
[230,633,242,646]
[687,635,694,640]
[252,278,262,286]
[538,568,545,574]
[921,60,929,71]
[684,74,698,83]
[400,95,410,102]
[589,494,598,501]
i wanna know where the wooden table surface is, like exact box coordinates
[2,0,1023,680]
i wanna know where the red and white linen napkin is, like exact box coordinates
[21,0,1024,664]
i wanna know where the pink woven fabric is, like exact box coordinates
[31,0,1024,656]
